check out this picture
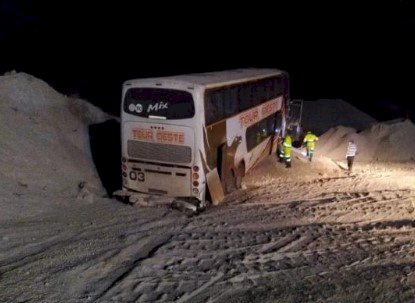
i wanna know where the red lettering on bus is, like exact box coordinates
[132,128,153,141]
[261,100,278,117]
[239,109,259,127]
[155,131,185,145]
[132,128,185,144]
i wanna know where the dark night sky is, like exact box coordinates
[1,1,415,120]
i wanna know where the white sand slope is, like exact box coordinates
[0,72,111,219]
[316,119,415,162]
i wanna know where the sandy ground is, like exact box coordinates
[2,72,413,302]
[1,152,414,303]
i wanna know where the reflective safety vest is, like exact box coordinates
[303,133,318,149]
[283,135,292,156]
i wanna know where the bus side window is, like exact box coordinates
[248,82,256,108]
[238,83,249,112]
[257,78,267,103]
[276,77,283,97]
[246,115,275,151]
[206,90,224,124]
[266,78,276,100]
[224,86,238,116]
[266,114,275,135]
[274,111,283,136]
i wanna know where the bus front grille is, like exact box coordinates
[127,140,192,164]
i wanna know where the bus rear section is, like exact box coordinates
[120,86,204,206]
[122,122,196,196]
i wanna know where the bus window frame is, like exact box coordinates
[204,75,284,126]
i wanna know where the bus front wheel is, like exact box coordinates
[235,163,245,189]
[225,169,237,193]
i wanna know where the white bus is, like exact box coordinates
[120,69,289,211]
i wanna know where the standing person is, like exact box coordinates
[346,139,357,171]
[283,134,292,168]
[303,131,318,162]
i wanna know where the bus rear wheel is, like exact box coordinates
[235,163,245,189]
[225,169,237,193]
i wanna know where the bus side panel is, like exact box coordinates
[202,96,283,193]
[122,121,195,196]
[204,121,227,170]
[243,138,272,171]
[226,97,283,172]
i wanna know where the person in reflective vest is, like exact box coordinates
[277,137,284,162]
[283,134,292,168]
[303,131,318,162]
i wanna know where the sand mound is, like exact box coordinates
[0,72,111,206]
[316,119,415,162]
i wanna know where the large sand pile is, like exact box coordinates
[0,72,111,218]
[301,99,376,135]
[316,119,415,162]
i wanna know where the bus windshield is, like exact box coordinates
[124,88,195,119]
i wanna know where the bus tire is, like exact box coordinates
[225,169,237,193]
[235,163,245,189]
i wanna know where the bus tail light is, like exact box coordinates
[193,165,199,172]
[193,181,199,187]
[192,173,199,180]
[192,188,199,195]
[121,157,126,163]
[122,164,127,171]
[122,172,127,177]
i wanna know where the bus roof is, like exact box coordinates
[125,68,285,89]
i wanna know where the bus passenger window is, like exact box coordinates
[205,90,225,124]
[224,86,238,116]
[246,114,275,151]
